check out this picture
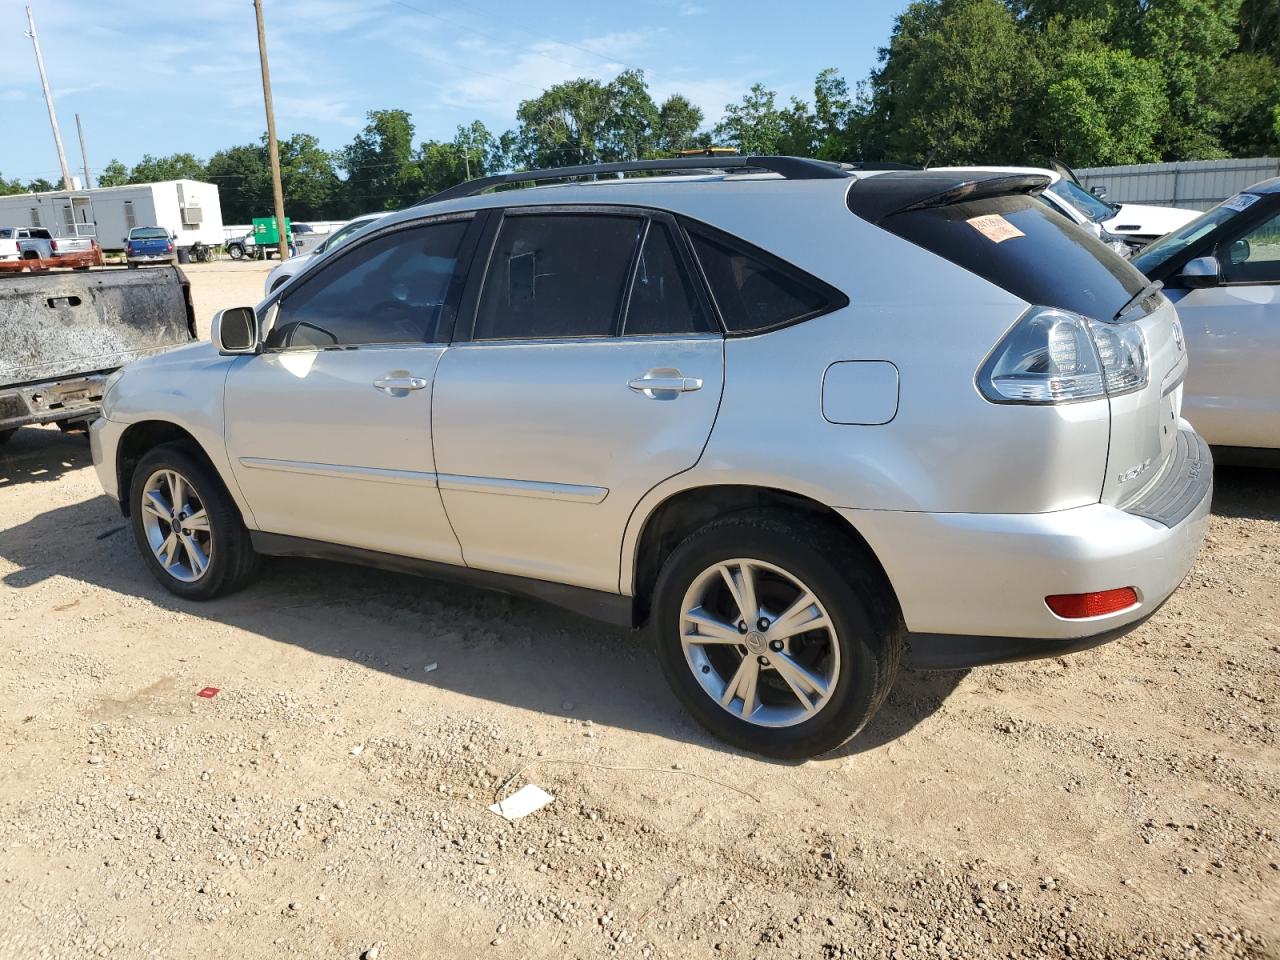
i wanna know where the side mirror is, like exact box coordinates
[211,307,259,355]
[1177,256,1221,289]
[1227,238,1251,264]
[1090,185,1108,199]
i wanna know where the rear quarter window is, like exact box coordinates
[872,194,1147,320]
[683,221,847,334]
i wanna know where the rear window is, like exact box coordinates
[685,223,847,334]
[872,194,1147,320]
[0,229,13,239]
[130,227,168,240]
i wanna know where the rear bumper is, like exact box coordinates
[1,374,109,431]
[127,254,174,263]
[840,429,1213,666]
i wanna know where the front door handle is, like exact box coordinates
[373,376,429,397]
[628,372,704,397]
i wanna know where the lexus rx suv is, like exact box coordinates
[90,157,1212,758]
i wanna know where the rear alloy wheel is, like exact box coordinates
[227,244,245,261]
[129,443,259,600]
[652,512,900,758]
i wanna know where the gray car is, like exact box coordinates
[90,157,1211,757]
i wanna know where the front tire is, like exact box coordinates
[227,244,245,261]
[651,512,901,759]
[128,443,260,600]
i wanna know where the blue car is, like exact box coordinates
[124,226,175,268]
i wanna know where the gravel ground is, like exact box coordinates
[0,262,1276,960]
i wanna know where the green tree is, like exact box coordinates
[713,84,790,153]
[97,159,129,187]
[278,133,341,220]
[1033,19,1166,165]
[655,94,704,154]
[340,109,422,212]
[0,172,28,195]
[864,0,1037,164]
[206,144,271,223]
[128,152,207,183]
[1207,53,1280,155]
[1239,0,1280,56]
[515,77,618,167]
[25,177,56,193]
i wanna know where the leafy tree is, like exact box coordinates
[864,0,1037,164]
[97,159,129,187]
[1033,19,1166,165]
[340,109,422,212]
[278,133,341,220]
[1239,0,1280,56]
[515,77,618,167]
[0,173,28,195]
[206,143,271,223]
[713,84,790,153]
[26,177,56,193]
[128,152,207,183]
[655,94,704,155]
[1206,53,1280,155]
[811,69,861,161]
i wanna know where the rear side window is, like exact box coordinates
[624,222,714,336]
[268,219,468,348]
[474,214,643,340]
[686,225,846,334]
[874,194,1147,320]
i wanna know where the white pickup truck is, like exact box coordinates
[0,230,18,262]
[0,226,96,261]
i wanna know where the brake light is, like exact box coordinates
[50,239,59,252]
[1045,588,1139,619]
[978,306,1148,404]
[164,241,173,252]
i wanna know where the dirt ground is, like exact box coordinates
[0,262,1277,960]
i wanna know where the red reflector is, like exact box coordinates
[1045,587,1139,619]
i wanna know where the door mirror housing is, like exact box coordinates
[1227,238,1251,264]
[212,307,259,355]
[1177,256,1221,289]
[1090,185,1108,199]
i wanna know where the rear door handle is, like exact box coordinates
[373,376,429,396]
[628,373,703,396]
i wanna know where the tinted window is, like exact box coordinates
[878,194,1147,320]
[268,220,468,349]
[1220,212,1280,284]
[474,214,643,340]
[687,226,842,333]
[623,222,713,336]
[1132,199,1257,278]
[131,227,168,239]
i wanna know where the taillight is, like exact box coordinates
[50,239,59,252]
[1045,588,1139,619]
[978,306,1148,404]
[164,241,173,252]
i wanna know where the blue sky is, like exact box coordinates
[1,0,906,185]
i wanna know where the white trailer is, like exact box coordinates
[0,179,224,252]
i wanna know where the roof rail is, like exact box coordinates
[417,155,853,205]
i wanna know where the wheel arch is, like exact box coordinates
[626,483,900,628]
[116,420,234,519]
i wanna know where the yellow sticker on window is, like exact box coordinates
[967,214,1025,243]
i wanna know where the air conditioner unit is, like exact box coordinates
[181,206,204,225]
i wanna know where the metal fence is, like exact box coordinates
[1076,157,1280,211]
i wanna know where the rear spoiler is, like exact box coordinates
[847,172,1052,224]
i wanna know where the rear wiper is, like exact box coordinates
[1113,280,1163,323]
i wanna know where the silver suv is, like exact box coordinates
[90,157,1212,758]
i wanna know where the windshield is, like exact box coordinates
[1130,196,1260,275]
[130,227,168,240]
[1049,179,1113,222]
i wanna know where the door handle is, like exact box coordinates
[628,373,703,397]
[373,376,429,396]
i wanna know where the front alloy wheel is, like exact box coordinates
[680,559,840,727]
[139,468,213,582]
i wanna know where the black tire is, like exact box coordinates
[650,511,901,759]
[227,244,245,261]
[126,262,138,269]
[127,442,260,600]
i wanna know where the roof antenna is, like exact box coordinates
[922,121,958,171]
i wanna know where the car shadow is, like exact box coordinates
[0,488,965,762]
[0,426,91,488]
[1211,464,1279,522]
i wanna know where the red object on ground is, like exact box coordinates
[1044,587,1139,619]
[196,687,220,699]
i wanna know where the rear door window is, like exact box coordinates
[873,194,1147,320]
[474,213,643,340]
[623,221,714,336]
[685,224,846,334]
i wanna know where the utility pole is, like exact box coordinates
[25,5,72,191]
[75,113,92,189]
[252,0,289,261]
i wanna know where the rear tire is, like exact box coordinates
[0,428,15,446]
[227,244,245,261]
[650,511,901,759]
[128,443,260,600]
